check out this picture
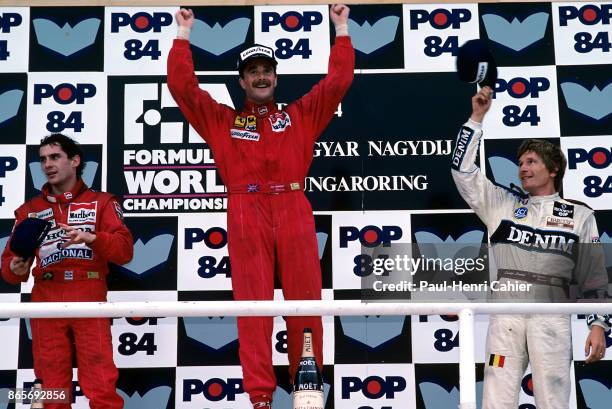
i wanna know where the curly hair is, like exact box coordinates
[517,139,566,192]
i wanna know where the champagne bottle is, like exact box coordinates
[293,328,324,409]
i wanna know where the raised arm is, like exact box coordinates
[294,4,355,144]
[167,9,233,148]
[451,87,514,223]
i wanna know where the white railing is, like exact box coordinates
[1,300,610,409]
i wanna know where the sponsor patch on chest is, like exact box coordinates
[28,208,56,227]
[231,129,260,141]
[67,202,97,224]
[269,111,291,132]
[513,206,528,219]
[546,216,574,229]
[553,201,574,218]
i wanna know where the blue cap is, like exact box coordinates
[10,218,52,259]
[456,39,498,87]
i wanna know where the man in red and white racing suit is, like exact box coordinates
[167,5,354,406]
[1,134,133,409]
[451,87,610,409]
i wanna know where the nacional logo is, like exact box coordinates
[40,247,93,267]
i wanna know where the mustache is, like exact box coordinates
[253,80,271,87]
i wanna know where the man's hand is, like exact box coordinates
[470,86,493,123]
[175,8,194,29]
[330,4,350,28]
[585,325,607,363]
[58,223,96,248]
[10,257,32,276]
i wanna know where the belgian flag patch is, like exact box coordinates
[489,354,506,368]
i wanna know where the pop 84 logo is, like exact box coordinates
[178,214,232,292]
[33,83,94,132]
[409,7,472,57]
[339,225,403,278]
[493,76,549,127]
[559,4,611,54]
[0,12,22,60]
[553,3,612,64]
[335,364,414,409]
[255,5,330,73]
[484,66,560,138]
[185,226,230,279]
[568,146,611,198]
[110,10,172,60]
[27,73,107,144]
[105,7,175,74]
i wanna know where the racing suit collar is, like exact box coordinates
[529,192,560,202]
[41,179,88,204]
[243,99,277,118]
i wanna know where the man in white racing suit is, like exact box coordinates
[451,86,610,409]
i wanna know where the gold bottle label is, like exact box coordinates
[292,390,324,409]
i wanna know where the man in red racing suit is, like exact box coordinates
[1,134,133,409]
[167,5,354,407]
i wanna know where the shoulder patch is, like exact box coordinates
[113,201,124,221]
